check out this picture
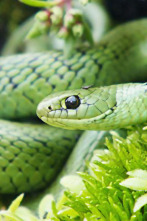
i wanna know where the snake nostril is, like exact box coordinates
[48,106,52,110]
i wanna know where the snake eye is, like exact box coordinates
[65,95,80,109]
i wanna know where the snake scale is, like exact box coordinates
[0,19,147,195]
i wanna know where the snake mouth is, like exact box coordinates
[38,106,116,130]
[40,115,69,129]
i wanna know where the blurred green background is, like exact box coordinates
[0,0,38,51]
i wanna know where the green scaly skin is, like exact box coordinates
[0,121,80,194]
[0,19,147,194]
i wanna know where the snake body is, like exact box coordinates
[0,121,80,193]
[0,19,147,194]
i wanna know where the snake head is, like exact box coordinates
[37,86,117,130]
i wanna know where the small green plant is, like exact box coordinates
[20,0,93,57]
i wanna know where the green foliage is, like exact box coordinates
[1,126,147,221]
[0,0,37,53]
[52,127,147,220]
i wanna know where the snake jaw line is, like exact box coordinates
[38,108,115,130]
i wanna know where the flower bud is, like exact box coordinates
[35,10,49,22]
[64,9,82,28]
[64,13,75,28]
[58,27,68,39]
[50,6,63,25]
[72,23,84,37]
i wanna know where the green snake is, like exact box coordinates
[0,19,147,197]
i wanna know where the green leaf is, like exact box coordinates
[8,194,24,213]
[19,0,58,8]
[38,194,55,219]
[133,194,147,212]
[127,169,147,179]
[60,175,85,194]
[120,178,147,191]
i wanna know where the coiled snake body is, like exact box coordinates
[0,19,147,194]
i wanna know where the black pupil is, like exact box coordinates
[65,95,80,109]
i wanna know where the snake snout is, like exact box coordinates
[36,98,53,119]
[36,102,47,120]
[36,95,61,123]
